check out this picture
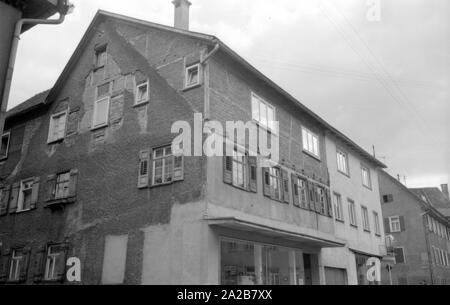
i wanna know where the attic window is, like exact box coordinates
[95,45,107,68]
[135,81,149,105]
[185,64,200,88]
[0,132,10,160]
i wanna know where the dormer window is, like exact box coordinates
[185,63,200,88]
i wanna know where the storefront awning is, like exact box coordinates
[207,217,345,248]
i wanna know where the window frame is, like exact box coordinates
[267,167,283,202]
[151,145,184,187]
[361,165,372,189]
[8,249,23,282]
[394,247,406,264]
[373,211,381,236]
[301,126,320,160]
[251,92,277,133]
[336,148,349,176]
[44,245,62,281]
[231,148,248,190]
[296,177,309,209]
[54,171,71,200]
[333,192,344,222]
[95,45,107,68]
[0,131,11,160]
[17,178,35,213]
[185,63,201,89]
[348,199,357,227]
[361,205,370,232]
[92,96,110,130]
[389,216,401,233]
[135,80,150,106]
[47,110,68,144]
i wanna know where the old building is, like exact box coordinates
[321,134,386,285]
[0,2,386,285]
[379,171,450,285]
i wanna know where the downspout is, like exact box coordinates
[0,0,71,136]
[200,40,220,121]
[422,210,435,285]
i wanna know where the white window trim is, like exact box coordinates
[333,193,344,222]
[47,110,68,144]
[0,131,11,160]
[348,200,357,227]
[135,80,150,105]
[251,92,278,134]
[17,178,34,213]
[336,148,349,176]
[44,245,60,281]
[361,205,370,232]
[9,250,23,281]
[92,96,110,130]
[301,126,320,159]
[389,216,401,233]
[185,63,201,89]
[374,211,381,236]
[361,165,372,189]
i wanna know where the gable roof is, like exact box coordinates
[6,89,50,120]
[410,188,450,217]
[12,10,386,168]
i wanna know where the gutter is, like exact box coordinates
[200,39,220,120]
[0,0,73,136]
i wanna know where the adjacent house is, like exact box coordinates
[0,1,387,285]
[379,171,450,285]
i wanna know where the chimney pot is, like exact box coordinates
[441,184,449,198]
[172,0,191,31]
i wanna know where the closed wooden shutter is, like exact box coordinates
[400,216,406,232]
[281,170,290,203]
[30,178,40,210]
[291,174,299,207]
[138,150,150,188]
[307,181,315,211]
[8,182,20,213]
[68,169,79,198]
[248,156,257,193]
[0,185,11,216]
[46,175,57,202]
[33,246,46,283]
[262,167,271,198]
[19,247,31,283]
[326,189,333,217]
[0,250,11,283]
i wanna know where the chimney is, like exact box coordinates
[441,184,449,198]
[172,0,191,31]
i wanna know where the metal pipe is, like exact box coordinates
[0,0,71,136]
[200,40,220,65]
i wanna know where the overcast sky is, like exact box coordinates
[8,0,449,189]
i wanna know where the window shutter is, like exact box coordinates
[138,150,150,188]
[262,167,271,198]
[46,174,57,201]
[30,177,40,210]
[0,250,11,283]
[19,247,31,283]
[8,182,20,213]
[33,246,46,283]
[248,156,257,193]
[400,216,406,232]
[68,169,79,198]
[282,170,290,203]
[384,218,391,233]
[56,244,69,282]
[326,189,333,217]
[307,181,315,211]
[291,174,299,207]
[0,185,11,216]
[173,155,184,182]
[223,155,233,185]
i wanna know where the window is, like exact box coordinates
[374,212,381,236]
[302,127,320,158]
[389,216,401,233]
[152,146,184,186]
[231,149,248,189]
[361,166,372,189]
[383,194,394,203]
[95,45,107,68]
[185,63,200,88]
[55,172,71,199]
[393,247,405,264]
[17,179,34,212]
[251,93,276,132]
[336,149,349,175]
[348,199,357,227]
[361,206,370,232]
[316,186,327,215]
[9,249,24,282]
[294,177,309,209]
[135,81,149,105]
[44,245,66,281]
[333,193,344,222]
[92,97,110,129]
[266,167,282,201]
[0,132,10,160]
[48,111,67,143]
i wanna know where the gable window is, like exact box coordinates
[374,212,381,236]
[251,93,276,132]
[17,179,35,212]
[44,244,67,281]
[293,177,309,209]
[95,45,107,68]
[92,97,110,129]
[333,193,344,222]
[135,81,149,105]
[152,146,184,186]
[48,111,67,143]
[348,199,357,227]
[389,216,401,233]
[361,206,370,232]
[302,127,320,159]
[361,166,372,189]
[336,149,349,175]
[185,63,200,88]
[394,247,406,264]
[382,194,394,203]
[0,132,10,160]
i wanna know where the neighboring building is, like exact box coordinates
[0,2,385,285]
[410,186,450,219]
[321,134,386,285]
[379,171,450,285]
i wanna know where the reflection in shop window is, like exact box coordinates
[221,239,312,285]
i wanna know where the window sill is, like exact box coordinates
[0,156,7,161]
[364,229,371,233]
[338,170,350,178]
[47,138,64,145]
[15,208,34,214]
[45,197,76,209]
[350,224,358,229]
[302,150,321,162]
[335,218,345,224]
[91,124,108,132]
[150,180,183,188]
[133,100,149,108]
[363,184,373,191]
[183,83,202,92]
[375,233,382,237]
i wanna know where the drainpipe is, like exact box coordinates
[0,0,72,136]
[421,211,435,285]
[200,40,220,121]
